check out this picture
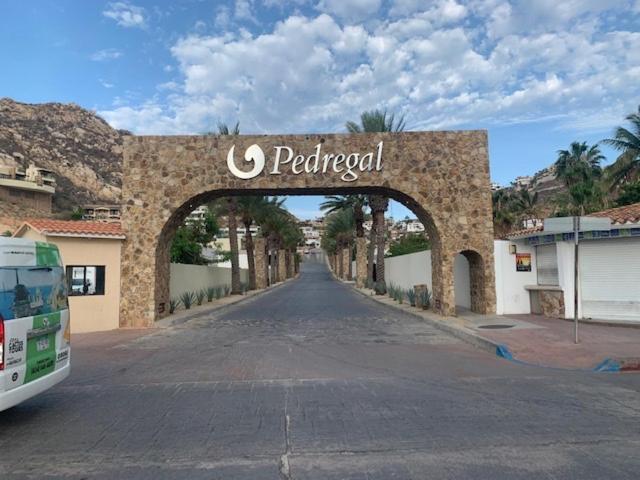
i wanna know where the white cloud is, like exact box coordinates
[317,0,382,22]
[103,2,146,28]
[100,4,640,137]
[99,79,115,89]
[235,0,256,22]
[90,48,122,61]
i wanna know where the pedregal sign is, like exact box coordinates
[226,142,384,182]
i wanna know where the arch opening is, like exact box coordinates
[152,186,444,323]
[454,249,489,315]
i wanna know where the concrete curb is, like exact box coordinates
[155,275,299,328]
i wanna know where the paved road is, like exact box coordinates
[2,253,640,479]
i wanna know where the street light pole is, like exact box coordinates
[573,216,580,344]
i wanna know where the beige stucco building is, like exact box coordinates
[13,219,125,333]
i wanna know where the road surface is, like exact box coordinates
[2,253,640,479]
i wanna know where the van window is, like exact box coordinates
[0,266,68,321]
[66,266,105,296]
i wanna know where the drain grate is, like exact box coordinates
[477,324,515,329]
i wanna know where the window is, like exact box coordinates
[536,244,559,286]
[0,266,68,320]
[66,266,105,296]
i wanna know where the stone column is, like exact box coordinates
[342,248,351,280]
[285,250,293,278]
[278,249,287,282]
[254,237,268,289]
[355,237,367,288]
[431,248,456,316]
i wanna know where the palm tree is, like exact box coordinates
[320,195,366,237]
[258,207,297,284]
[345,109,406,294]
[346,110,406,134]
[603,105,640,189]
[209,198,242,294]
[368,195,389,293]
[323,209,355,279]
[555,141,604,187]
[321,195,368,284]
[213,121,241,293]
[513,189,539,226]
[236,196,285,290]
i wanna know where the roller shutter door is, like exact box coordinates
[536,244,559,286]
[580,238,640,322]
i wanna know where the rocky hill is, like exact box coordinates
[0,98,127,213]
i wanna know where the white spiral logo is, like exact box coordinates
[227,144,265,180]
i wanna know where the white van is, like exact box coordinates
[0,238,70,412]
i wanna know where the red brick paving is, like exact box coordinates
[482,314,640,370]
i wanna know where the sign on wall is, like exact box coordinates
[516,253,532,272]
[226,142,384,182]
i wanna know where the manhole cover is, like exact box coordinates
[477,324,515,329]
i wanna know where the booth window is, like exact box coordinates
[67,266,106,296]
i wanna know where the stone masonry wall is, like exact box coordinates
[120,131,495,327]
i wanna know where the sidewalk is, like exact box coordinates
[350,284,640,372]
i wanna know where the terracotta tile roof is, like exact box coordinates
[17,219,125,239]
[507,202,640,239]
[589,202,640,225]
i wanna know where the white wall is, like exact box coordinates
[214,252,249,270]
[383,250,471,309]
[170,263,249,299]
[384,250,433,291]
[494,240,536,315]
[453,254,471,309]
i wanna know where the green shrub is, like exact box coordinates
[223,285,231,296]
[196,289,205,306]
[206,287,215,302]
[169,298,179,314]
[180,291,196,310]
[214,286,223,299]
[406,289,416,306]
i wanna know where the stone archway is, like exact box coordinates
[119,132,496,328]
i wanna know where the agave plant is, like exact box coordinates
[196,289,206,306]
[419,288,431,310]
[406,289,416,307]
[224,285,231,296]
[169,298,180,314]
[214,286,223,299]
[206,287,215,302]
[180,291,196,310]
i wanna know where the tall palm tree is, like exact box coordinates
[603,105,640,189]
[320,195,366,237]
[324,209,355,279]
[368,195,389,293]
[258,207,296,284]
[346,109,405,294]
[555,141,604,187]
[514,189,539,226]
[215,122,241,293]
[492,190,516,237]
[237,196,269,290]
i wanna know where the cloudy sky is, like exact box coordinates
[1,0,639,219]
